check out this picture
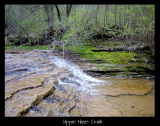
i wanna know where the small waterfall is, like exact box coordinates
[47,54,106,95]
[47,55,103,83]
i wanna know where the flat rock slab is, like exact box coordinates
[5,68,68,117]
[5,50,71,117]
[95,78,154,96]
[5,51,55,77]
[5,73,53,100]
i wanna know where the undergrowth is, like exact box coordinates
[5,45,49,50]
[66,44,136,65]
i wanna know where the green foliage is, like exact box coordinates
[12,38,20,44]
[55,45,62,51]
[67,43,136,65]
[96,64,118,71]
[122,66,147,75]
[5,45,49,50]
[123,66,137,72]
[28,38,34,45]
[18,9,48,38]
[5,5,154,50]
[122,67,130,75]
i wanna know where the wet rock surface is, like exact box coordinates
[5,51,54,83]
[95,77,154,96]
[87,77,154,117]
[5,51,68,116]
[25,83,89,117]
[5,50,155,117]
[5,67,69,116]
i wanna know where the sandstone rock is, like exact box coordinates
[5,68,68,117]
[95,78,154,96]
[5,73,53,100]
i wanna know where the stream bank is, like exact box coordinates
[53,40,154,79]
[51,50,155,79]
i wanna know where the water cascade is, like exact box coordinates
[47,54,106,94]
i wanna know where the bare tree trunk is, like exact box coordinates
[66,5,72,17]
[115,5,117,27]
[95,5,99,26]
[119,6,122,29]
[44,5,54,36]
[105,5,110,28]
[124,5,127,26]
[18,5,24,40]
[55,4,61,22]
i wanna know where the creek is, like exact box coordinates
[5,50,155,117]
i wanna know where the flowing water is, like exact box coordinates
[5,50,155,117]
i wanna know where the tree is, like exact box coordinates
[115,5,117,27]
[44,5,54,36]
[104,5,110,28]
[66,5,72,17]
[95,5,99,26]
[5,4,155,49]
[55,4,61,22]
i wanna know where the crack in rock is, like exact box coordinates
[5,85,42,101]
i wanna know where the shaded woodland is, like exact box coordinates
[5,5,154,50]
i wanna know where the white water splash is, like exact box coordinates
[48,55,103,83]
